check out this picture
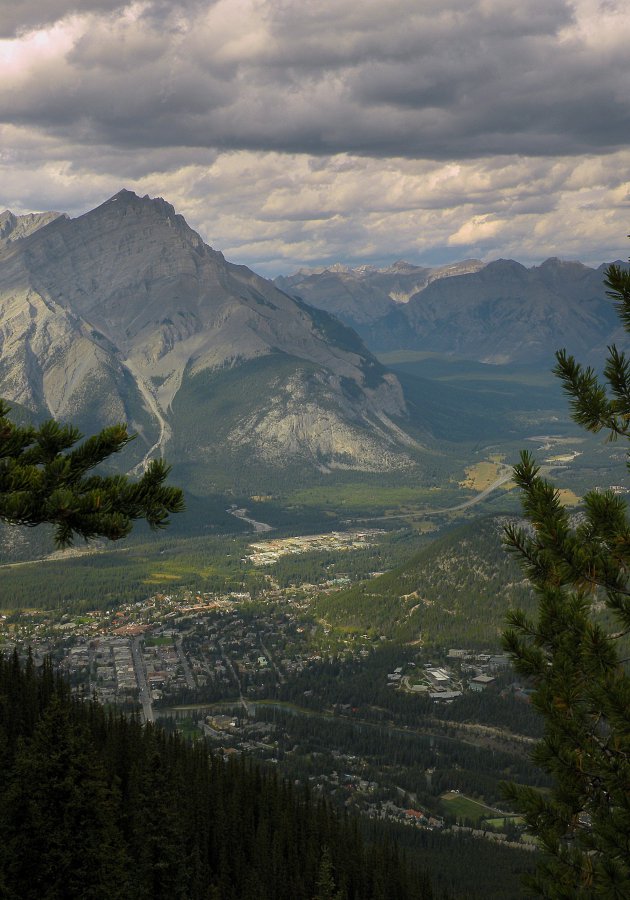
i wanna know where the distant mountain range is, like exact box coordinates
[275,259,485,326]
[0,191,418,482]
[276,257,623,364]
[1,190,624,494]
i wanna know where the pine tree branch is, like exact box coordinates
[502,252,630,897]
[0,403,184,546]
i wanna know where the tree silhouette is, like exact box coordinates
[503,258,630,898]
[0,400,184,546]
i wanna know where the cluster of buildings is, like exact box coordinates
[42,599,329,715]
[59,632,192,705]
[54,617,517,714]
[2,581,533,854]
[386,650,512,702]
[372,801,444,830]
[247,529,384,565]
[195,713,448,832]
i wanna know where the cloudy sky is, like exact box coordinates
[1,0,629,276]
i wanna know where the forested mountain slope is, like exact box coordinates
[316,516,534,647]
[0,653,434,900]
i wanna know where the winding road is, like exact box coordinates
[426,470,515,515]
[350,468,515,524]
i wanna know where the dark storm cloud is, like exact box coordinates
[2,0,629,274]
[0,0,126,37]
[2,0,629,160]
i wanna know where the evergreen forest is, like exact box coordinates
[0,652,435,900]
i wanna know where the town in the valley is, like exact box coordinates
[1,529,535,850]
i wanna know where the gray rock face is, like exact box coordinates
[278,256,621,363]
[0,190,414,474]
[397,258,620,363]
[0,210,65,247]
[275,259,485,326]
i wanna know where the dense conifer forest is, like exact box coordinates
[0,652,435,899]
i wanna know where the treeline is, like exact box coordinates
[386,825,536,900]
[0,652,436,899]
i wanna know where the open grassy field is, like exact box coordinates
[556,488,581,507]
[483,816,525,828]
[439,791,499,824]
[288,482,459,514]
[459,461,509,491]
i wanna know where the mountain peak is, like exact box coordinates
[76,189,208,258]
[0,209,65,246]
[386,260,422,274]
[98,189,177,219]
[485,258,526,271]
[0,191,412,477]
[109,188,139,202]
[537,256,589,271]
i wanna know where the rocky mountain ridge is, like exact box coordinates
[275,259,485,326]
[0,191,417,478]
[278,256,623,364]
[0,210,65,247]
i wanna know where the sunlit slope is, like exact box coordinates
[315,516,534,648]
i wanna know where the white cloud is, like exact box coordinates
[0,0,629,273]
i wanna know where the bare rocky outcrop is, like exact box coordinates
[0,190,416,473]
[0,210,65,248]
